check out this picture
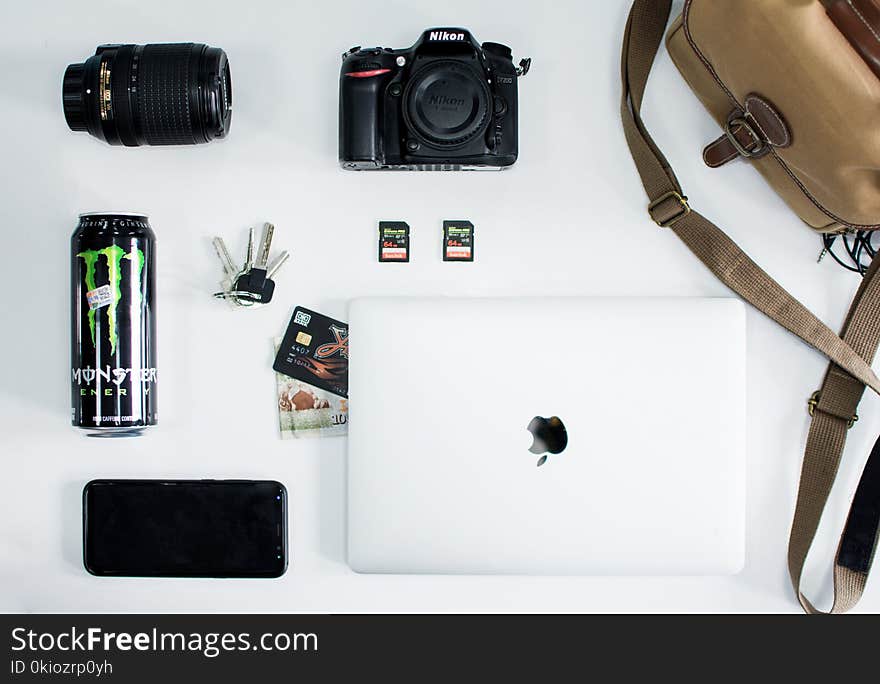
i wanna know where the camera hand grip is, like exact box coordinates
[339,70,393,167]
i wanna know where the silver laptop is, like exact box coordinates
[347,298,745,575]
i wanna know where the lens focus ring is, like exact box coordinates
[136,44,196,145]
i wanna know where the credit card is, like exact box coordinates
[273,307,349,397]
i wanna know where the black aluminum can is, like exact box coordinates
[71,213,157,435]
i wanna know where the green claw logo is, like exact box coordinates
[78,246,145,354]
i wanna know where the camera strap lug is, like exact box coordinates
[516,58,532,77]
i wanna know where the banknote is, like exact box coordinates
[274,340,348,439]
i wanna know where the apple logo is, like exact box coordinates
[527,416,568,467]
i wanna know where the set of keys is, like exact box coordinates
[213,223,290,308]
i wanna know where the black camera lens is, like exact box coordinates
[62,43,232,146]
[403,60,491,148]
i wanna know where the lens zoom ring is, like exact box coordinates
[111,52,135,144]
[136,44,195,145]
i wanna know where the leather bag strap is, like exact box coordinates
[621,0,880,613]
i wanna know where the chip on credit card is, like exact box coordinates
[273,307,349,397]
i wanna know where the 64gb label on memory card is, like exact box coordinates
[443,220,474,262]
[379,221,410,262]
[273,307,349,397]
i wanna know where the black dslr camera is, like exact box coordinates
[339,28,530,170]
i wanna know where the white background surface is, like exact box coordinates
[0,0,878,613]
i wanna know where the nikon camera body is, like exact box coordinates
[339,28,529,171]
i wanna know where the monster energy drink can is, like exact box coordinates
[71,212,157,435]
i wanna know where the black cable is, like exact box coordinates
[822,231,878,276]
[823,234,862,273]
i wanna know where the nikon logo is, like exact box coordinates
[429,95,465,107]
[429,31,466,41]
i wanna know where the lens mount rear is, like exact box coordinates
[402,60,491,148]
[62,63,88,132]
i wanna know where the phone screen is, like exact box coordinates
[83,480,287,578]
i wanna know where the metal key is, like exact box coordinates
[267,250,290,280]
[212,236,251,307]
[214,223,288,308]
[229,227,259,307]
[244,226,256,273]
[242,250,291,305]
[212,237,239,282]
[256,223,274,269]
[237,223,274,298]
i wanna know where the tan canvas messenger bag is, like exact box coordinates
[621,0,880,614]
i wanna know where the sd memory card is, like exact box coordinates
[443,221,474,262]
[379,221,410,262]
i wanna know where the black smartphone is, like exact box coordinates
[82,480,288,578]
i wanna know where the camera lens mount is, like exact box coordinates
[402,60,491,148]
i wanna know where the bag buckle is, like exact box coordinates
[725,117,766,159]
[648,191,690,227]
[808,391,859,429]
